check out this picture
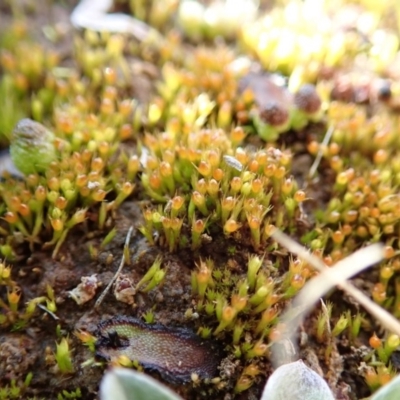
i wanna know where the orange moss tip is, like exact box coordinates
[369,333,382,349]
[224,219,241,234]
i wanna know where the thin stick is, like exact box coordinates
[37,303,60,320]
[95,226,133,309]
[271,230,400,365]
[309,125,334,178]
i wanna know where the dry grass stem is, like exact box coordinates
[309,125,334,178]
[271,230,400,366]
[95,226,134,309]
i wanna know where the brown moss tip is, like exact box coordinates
[95,316,223,384]
[259,101,290,127]
[376,80,392,102]
[330,77,353,102]
[293,84,321,114]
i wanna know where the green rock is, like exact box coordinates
[10,118,57,175]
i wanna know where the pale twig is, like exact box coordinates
[271,230,400,365]
[70,0,161,42]
[95,226,133,309]
[37,303,60,320]
[309,125,334,178]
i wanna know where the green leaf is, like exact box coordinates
[370,374,400,400]
[100,368,183,400]
[261,360,335,400]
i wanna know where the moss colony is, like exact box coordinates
[1,0,400,399]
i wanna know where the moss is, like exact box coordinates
[2,0,400,398]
